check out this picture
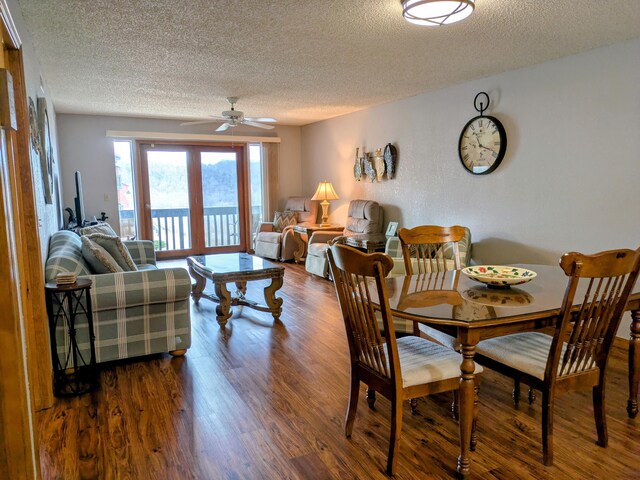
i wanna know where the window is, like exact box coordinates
[248,143,264,234]
[113,140,137,238]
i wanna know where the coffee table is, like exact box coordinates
[187,253,285,328]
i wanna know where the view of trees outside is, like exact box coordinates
[148,151,190,208]
[200,152,239,209]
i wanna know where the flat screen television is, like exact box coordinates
[74,171,85,227]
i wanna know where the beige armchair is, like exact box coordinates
[253,197,318,261]
[305,199,383,278]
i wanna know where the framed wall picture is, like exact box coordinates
[37,97,54,204]
[385,221,398,237]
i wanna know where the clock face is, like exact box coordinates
[458,115,507,175]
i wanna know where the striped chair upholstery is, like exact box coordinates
[46,230,191,364]
[476,332,565,380]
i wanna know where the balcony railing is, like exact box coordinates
[119,206,262,251]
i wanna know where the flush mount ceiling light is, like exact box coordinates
[402,0,475,26]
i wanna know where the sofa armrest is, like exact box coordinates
[123,240,156,266]
[308,230,343,245]
[84,268,191,312]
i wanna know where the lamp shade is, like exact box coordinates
[311,181,339,201]
[402,0,475,26]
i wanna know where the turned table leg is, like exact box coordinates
[628,309,640,419]
[457,333,479,479]
[214,281,232,328]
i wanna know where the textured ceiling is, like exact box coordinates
[17,0,640,126]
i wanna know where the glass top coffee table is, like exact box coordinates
[187,253,285,328]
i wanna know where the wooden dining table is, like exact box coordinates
[377,265,640,479]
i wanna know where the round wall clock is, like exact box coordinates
[458,92,507,175]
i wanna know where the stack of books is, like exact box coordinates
[55,272,77,286]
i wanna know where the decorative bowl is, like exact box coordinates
[461,266,537,289]
[462,287,534,307]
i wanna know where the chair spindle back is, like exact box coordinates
[550,248,640,380]
[327,245,397,380]
[398,225,466,275]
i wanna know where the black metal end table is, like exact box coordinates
[45,278,98,396]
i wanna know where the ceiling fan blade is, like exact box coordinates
[216,122,231,132]
[243,120,275,130]
[244,117,276,123]
[180,119,220,126]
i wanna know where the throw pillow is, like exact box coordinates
[81,236,124,274]
[85,233,137,271]
[79,222,118,236]
[272,211,297,233]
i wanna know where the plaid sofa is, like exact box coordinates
[45,230,191,364]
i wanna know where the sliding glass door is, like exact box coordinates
[138,143,248,258]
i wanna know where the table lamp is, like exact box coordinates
[311,181,339,226]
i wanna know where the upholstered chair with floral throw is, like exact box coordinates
[253,197,318,261]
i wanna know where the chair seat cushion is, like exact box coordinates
[385,336,482,387]
[476,332,564,380]
[256,231,282,244]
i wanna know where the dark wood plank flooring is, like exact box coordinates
[38,262,640,479]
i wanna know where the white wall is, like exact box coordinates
[7,0,62,263]
[301,38,640,336]
[56,114,303,229]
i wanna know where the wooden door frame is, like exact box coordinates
[0,1,48,477]
[135,140,249,258]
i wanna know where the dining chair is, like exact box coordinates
[474,247,640,466]
[398,225,466,342]
[327,243,482,475]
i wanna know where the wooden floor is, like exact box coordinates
[38,262,640,479]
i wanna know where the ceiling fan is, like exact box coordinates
[181,97,276,132]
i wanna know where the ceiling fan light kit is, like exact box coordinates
[180,97,276,131]
[402,0,475,26]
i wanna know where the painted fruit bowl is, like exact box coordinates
[461,266,537,289]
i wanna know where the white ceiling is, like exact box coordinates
[17,0,640,126]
